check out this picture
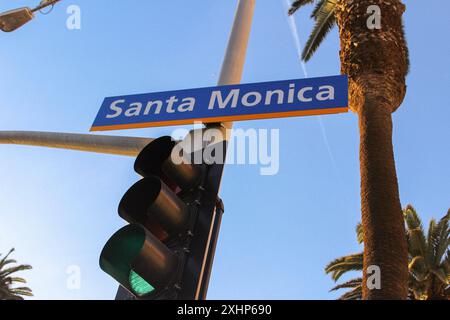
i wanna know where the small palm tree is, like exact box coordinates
[0,248,33,300]
[326,205,450,300]
[405,206,450,299]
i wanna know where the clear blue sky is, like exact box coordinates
[0,0,448,300]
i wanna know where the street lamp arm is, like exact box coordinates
[0,131,153,157]
[31,0,62,13]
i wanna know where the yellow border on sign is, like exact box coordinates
[90,107,349,132]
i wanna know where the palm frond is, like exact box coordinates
[407,229,429,260]
[404,206,428,260]
[0,264,32,278]
[428,215,450,266]
[325,253,363,281]
[0,249,33,300]
[338,286,362,300]
[301,1,336,62]
[8,277,27,284]
[287,0,315,16]
[0,249,15,268]
[330,278,362,292]
[9,287,33,296]
[427,219,437,263]
[5,295,25,300]
[408,256,428,282]
[356,223,364,244]
[404,205,422,230]
[1,276,28,286]
[430,268,449,285]
[0,260,18,271]
[443,251,450,276]
[433,213,450,265]
[310,0,326,19]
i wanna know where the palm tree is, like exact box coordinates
[288,0,410,299]
[326,206,450,300]
[0,248,33,300]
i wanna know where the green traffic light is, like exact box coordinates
[100,224,178,297]
[99,224,154,296]
[130,270,154,296]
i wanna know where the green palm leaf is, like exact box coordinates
[409,256,428,282]
[443,251,450,276]
[9,287,33,296]
[1,276,27,286]
[404,205,428,258]
[310,0,326,19]
[356,223,364,244]
[427,219,438,264]
[9,277,27,284]
[301,1,336,62]
[428,215,450,266]
[433,213,450,265]
[0,259,18,268]
[0,248,33,300]
[288,0,315,16]
[338,286,362,300]
[325,253,363,281]
[330,277,362,292]
[0,249,15,268]
[0,265,32,278]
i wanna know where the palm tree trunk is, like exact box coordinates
[358,96,408,299]
[335,0,410,299]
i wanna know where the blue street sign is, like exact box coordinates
[90,75,348,131]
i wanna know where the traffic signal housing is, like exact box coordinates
[99,135,225,299]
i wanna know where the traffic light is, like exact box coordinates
[99,134,226,300]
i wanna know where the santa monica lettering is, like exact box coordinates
[208,84,334,109]
[104,84,335,119]
[91,75,348,131]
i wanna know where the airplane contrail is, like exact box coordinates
[283,0,338,171]
[285,2,309,78]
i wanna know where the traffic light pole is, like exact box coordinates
[0,130,152,156]
[217,0,255,95]
[179,0,255,300]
